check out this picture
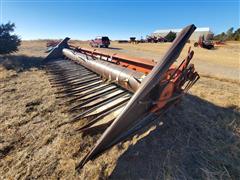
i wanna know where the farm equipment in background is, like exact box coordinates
[214,40,226,47]
[129,37,137,44]
[194,35,214,49]
[89,36,110,48]
[146,31,176,43]
[44,24,199,169]
[146,36,167,43]
[117,40,129,43]
[146,36,158,43]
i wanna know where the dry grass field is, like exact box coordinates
[0,40,239,179]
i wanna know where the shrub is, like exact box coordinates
[0,22,21,54]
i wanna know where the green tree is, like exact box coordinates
[214,32,226,41]
[164,31,176,42]
[226,27,234,40]
[214,27,240,41]
[233,28,240,41]
[0,22,21,54]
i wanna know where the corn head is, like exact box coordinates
[44,24,199,169]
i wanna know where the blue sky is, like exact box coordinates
[0,0,239,40]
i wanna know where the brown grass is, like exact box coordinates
[0,40,239,179]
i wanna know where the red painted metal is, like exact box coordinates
[67,44,196,114]
[70,46,156,74]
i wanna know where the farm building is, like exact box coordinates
[151,27,214,41]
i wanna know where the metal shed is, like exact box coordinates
[152,27,214,41]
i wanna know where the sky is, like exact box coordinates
[0,0,239,40]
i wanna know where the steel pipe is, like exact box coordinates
[62,48,146,92]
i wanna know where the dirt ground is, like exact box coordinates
[71,40,240,81]
[0,40,239,179]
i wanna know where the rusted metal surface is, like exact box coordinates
[44,24,199,170]
[73,46,156,74]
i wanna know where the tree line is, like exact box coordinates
[214,27,240,41]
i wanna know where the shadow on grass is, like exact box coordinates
[0,55,44,72]
[107,47,122,50]
[110,94,240,180]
